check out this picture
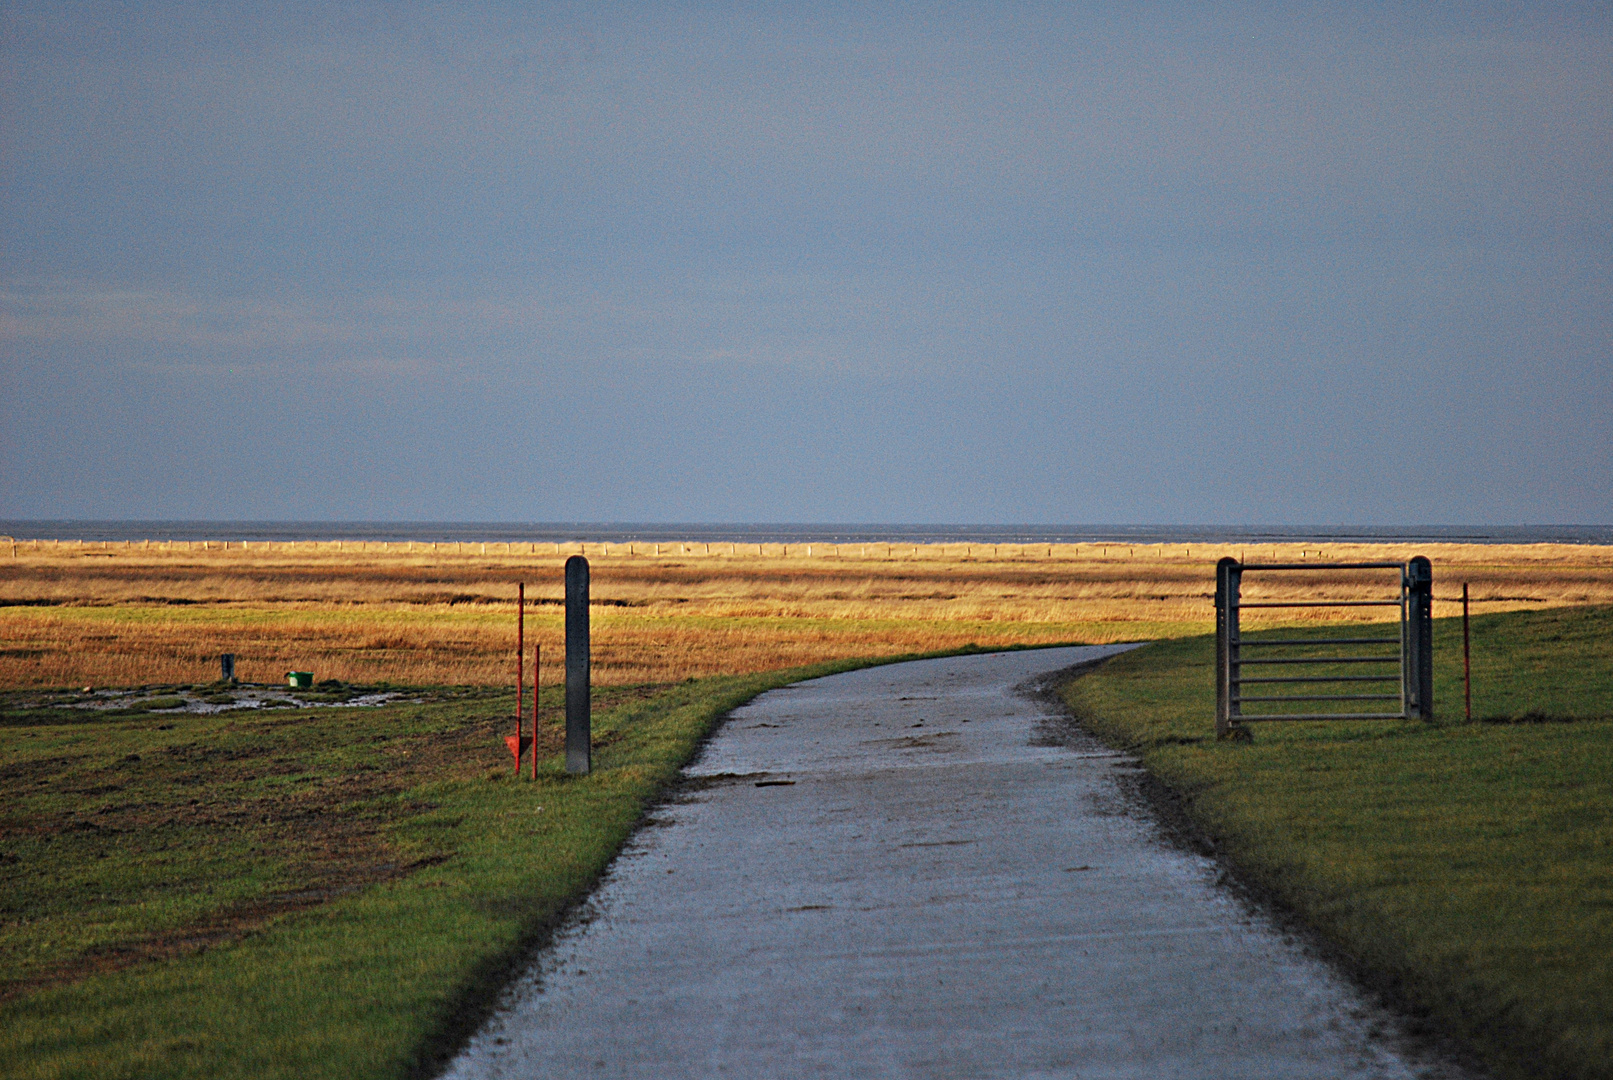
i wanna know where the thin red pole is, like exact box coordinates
[516,582,524,774]
[1463,582,1472,722]
[541,648,548,783]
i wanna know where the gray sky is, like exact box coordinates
[3,2,1609,524]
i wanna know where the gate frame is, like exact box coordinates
[1215,556,1432,739]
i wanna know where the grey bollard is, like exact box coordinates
[1213,558,1234,739]
[565,555,591,774]
[220,653,236,682]
[1407,556,1434,720]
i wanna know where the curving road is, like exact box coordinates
[443,645,1475,1079]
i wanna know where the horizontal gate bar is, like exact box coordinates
[1237,637,1401,647]
[1233,656,1400,665]
[1235,693,1402,703]
[1235,674,1401,684]
[1237,562,1406,571]
[1236,600,1403,608]
[1233,712,1409,721]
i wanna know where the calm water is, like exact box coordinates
[3,521,1609,545]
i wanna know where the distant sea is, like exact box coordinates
[3,522,1610,546]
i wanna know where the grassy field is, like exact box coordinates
[1063,604,1613,1080]
[2,538,1610,1077]
[3,538,1609,688]
[0,658,952,1080]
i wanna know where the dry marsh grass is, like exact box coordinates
[2,538,1609,688]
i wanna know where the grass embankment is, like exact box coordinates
[1064,604,1613,1080]
[4,542,1609,1075]
[4,540,1609,687]
[0,660,895,1080]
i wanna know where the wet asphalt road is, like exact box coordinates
[443,645,1474,1079]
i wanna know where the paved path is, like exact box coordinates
[444,646,1472,1079]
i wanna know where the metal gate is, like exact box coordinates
[1215,556,1432,738]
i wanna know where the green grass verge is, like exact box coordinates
[1062,604,1613,1080]
[0,666,824,1079]
[0,644,1072,1080]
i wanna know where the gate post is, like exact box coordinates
[1407,556,1434,720]
[1215,558,1240,739]
[565,555,591,774]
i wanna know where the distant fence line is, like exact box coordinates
[9,536,1179,559]
[1,537,1382,562]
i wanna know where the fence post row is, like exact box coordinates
[1215,557,1432,738]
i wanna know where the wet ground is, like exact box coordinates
[444,646,1479,1079]
[2,683,408,716]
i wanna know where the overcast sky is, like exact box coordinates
[2,2,1609,524]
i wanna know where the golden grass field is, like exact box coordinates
[2,536,1610,688]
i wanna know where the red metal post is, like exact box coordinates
[515,582,524,774]
[1463,582,1472,722]
[541,644,548,780]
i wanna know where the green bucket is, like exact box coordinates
[287,671,314,689]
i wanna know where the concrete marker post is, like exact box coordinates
[1214,557,1239,739]
[1407,556,1434,720]
[565,555,591,774]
